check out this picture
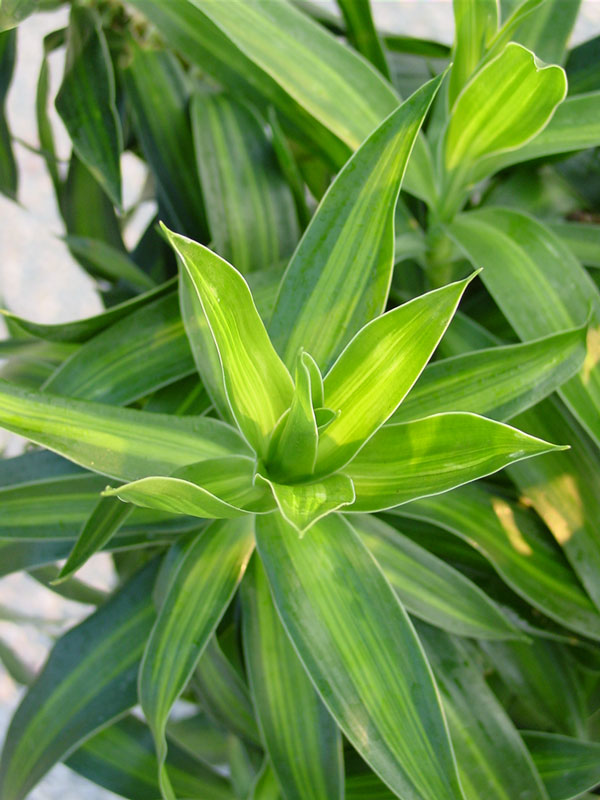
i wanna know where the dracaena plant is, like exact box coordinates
[1,1,600,799]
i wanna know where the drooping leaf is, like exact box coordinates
[522,731,600,800]
[269,74,444,370]
[0,560,160,800]
[449,207,600,448]
[419,625,549,800]
[43,293,194,406]
[346,412,563,512]
[56,496,133,582]
[65,715,234,800]
[352,513,523,640]
[191,92,299,273]
[242,556,343,800]
[390,482,600,641]
[139,520,254,799]
[122,42,207,238]
[0,377,250,481]
[392,327,587,423]
[61,236,155,291]
[255,512,463,800]
[166,228,294,458]
[315,275,474,475]
[55,6,122,206]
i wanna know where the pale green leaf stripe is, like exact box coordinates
[508,398,600,615]
[476,92,600,181]
[43,293,194,405]
[351,514,522,640]
[0,377,249,481]
[392,327,586,424]
[255,512,463,800]
[57,496,133,582]
[316,275,474,475]
[270,74,443,371]
[448,208,600,447]
[122,42,206,237]
[0,561,159,800]
[62,236,155,290]
[549,221,600,268]
[389,481,600,641]
[139,519,255,799]
[190,0,397,150]
[66,715,234,800]
[166,228,293,457]
[346,412,563,512]
[1,278,176,343]
[191,92,299,274]
[0,470,200,543]
[419,625,549,800]
[242,556,343,800]
[192,635,260,745]
[480,638,587,738]
[55,6,122,206]
[256,471,355,534]
[522,732,600,800]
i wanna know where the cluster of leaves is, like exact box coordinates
[1,0,600,799]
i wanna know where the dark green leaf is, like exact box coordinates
[523,731,600,800]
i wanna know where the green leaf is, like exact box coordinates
[193,635,260,745]
[191,92,299,273]
[56,496,133,582]
[267,106,311,228]
[441,43,566,216]
[0,0,35,32]
[346,412,562,512]
[105,456,274,518]
[566,35,600,94]
[43,293,194,406]
[255,512,463,800]
[549,221,600,267]
[65,715,234,800]
[481,638,587,737]
[0,560,160,800]
[479,91,600,178]
[314,274,473,475]
[242,556,343,800]
[165,228,293,458]
[336,0,390,78]
[139,520,254,799]
[0,30,17,199]
[390,481,600,641]
[506,0,581,64]
[55,6,122,206]
[61,236,155,290]
[392,327,587,423]
[352,514,523,640]
[269,74,444,370]
[121,42,207,237]
[449,208,600,447]
[250,762,282,800]
[267,350,319,480]
[419,625,549,800]
[522,731,600,800]
[508,397,600,615]
[255,472,355,534]
[0,377,250,481]
[1,279,176,343]
[0,636,34,685]
[449,0,498,107]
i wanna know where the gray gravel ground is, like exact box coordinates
[1,2,600,798]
